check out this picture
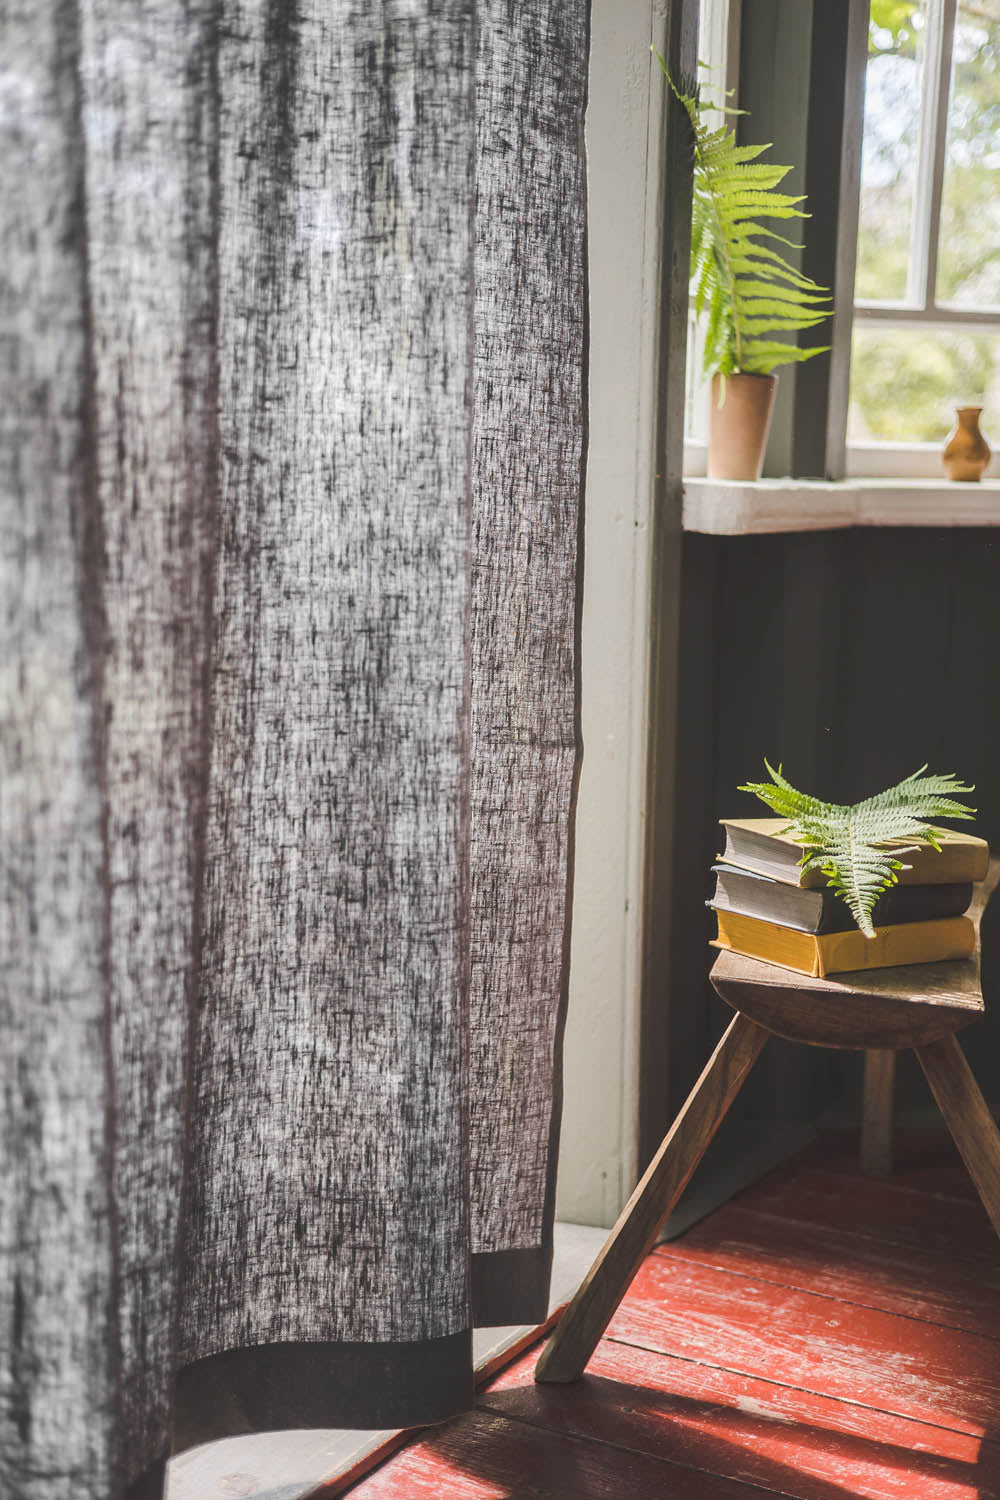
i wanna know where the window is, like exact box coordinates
[682,0,1000,482]
[847,0,1000,473]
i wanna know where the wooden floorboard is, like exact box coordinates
[656,1203,1000,1337]
[483,1342,996,1500]
[347,1406,790,1499]
[347,1127,1000,1499]
[742,1165,999,1263]
[608,1237,1000,1433]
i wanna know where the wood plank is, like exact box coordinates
[861,1050,895,1177]
[483,1338,997,1500]
[535,1014,768,1383]
[738,1164,999,1262]
[654,1202,1000,1339]
[603,1251,1000,1435]
[346,1406,786,1499]
[917,1033,1000,1240]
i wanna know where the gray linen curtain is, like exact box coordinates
[1,1,588,1496]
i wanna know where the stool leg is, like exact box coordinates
[861,1049,896,1177]
[535,1012,768,1384]
[916,1034,1000,1241]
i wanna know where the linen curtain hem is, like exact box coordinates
[470,1243,554,1327]
[169,1332,474,1454]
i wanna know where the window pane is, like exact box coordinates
[848,325,1000,440]
[936,0,1000,306]
[685,0,733,444]
[856,2,929,303]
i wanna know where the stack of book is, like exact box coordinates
[709,818,991,978]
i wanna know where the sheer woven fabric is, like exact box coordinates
[0,1,587,1496]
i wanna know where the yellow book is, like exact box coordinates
[713,907,976,979]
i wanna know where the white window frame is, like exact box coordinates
[682,0,741,477]
[847,0,1000,476]
[556,0,684,1227]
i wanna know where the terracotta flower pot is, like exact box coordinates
[943,406,991,482]
[707,371,778,481]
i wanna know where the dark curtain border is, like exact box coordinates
[167,1331,473,1456]
[125,1457,168,1500]
[157,1251,559,1475]
[470,1242,554,1327]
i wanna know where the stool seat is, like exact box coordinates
[710,947,983,1049]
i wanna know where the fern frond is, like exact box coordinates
[711,164,794,190]
[739,762,976,937]
[690,208,706,275]
[734,279,831,305]
[739,224,811,250]
[729,252,822,290]
[731,238,815,271]
[704,276,729,373]
[740,339,831,374]
[740,307,833,328]
[717,192,808,216]
[726,142,773,164]
[651,47,832,377]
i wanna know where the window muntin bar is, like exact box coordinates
[855,303,1000,324]
[907,0,957,306]
[936,0,1000,307]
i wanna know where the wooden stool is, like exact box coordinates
[535,866,1000,1386]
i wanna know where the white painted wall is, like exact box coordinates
[555,0,673,1228]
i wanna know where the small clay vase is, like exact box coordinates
[942,406,991,482]
[707,372,779,481]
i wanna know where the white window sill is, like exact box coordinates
[682,476,1000,536]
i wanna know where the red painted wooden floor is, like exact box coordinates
[346,1128,1000,1499]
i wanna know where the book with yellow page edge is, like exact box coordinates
[712,907,976,979]
[719,818,990,890]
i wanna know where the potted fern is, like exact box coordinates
[653,52,833,480]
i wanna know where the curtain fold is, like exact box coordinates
[468,0,588,1329]
[1,0,588,1495]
